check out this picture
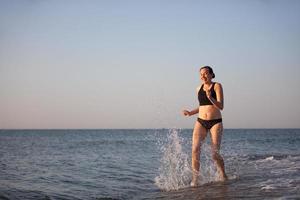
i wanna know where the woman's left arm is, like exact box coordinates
[208,83,224,110]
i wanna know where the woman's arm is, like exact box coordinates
[207,83,224,110]
[182,107,199,116]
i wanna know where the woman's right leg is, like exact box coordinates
[191,120,207,186]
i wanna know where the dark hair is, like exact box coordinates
[200,66,215,78]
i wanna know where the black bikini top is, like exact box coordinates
[198,82,217,106]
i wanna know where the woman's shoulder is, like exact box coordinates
[213,82,223,90]
[196,84,202,93]
[213,81,222,86]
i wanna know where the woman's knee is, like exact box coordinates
[211,145,221,159]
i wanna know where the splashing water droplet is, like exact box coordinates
[154,128,222,191]
[154,128,192,191]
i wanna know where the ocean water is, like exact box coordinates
[0,129,299,200]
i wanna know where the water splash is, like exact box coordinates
[154,128,191,191]
[154,128,221,191]
[198,142,219,184]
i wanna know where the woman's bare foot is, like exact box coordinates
[190,178,200,187]
[190,181,197,187]
[191,171,200,187]
[219,173,228,182]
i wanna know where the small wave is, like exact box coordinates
[258,177,299,192]
[254,154,300,164]
[227,174,238,180]
[243,154,300,163]
[265,156,274,161]
[250,154,300,177]
[0,189,53,200]
[261,185,276,190]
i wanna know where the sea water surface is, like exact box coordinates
[0,129,299,199]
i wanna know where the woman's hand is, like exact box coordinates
[182,110,191,116]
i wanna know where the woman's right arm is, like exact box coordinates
[189,108,199,116]
[182,107,199,116]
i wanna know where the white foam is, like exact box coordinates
[265,156,274,161]
[261,185,276,190]
[254,155,300,172]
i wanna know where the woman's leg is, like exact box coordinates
[210,122,227,181]
[191,120,207,185]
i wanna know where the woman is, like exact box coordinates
[182,66,227,186]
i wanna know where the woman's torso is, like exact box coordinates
[197,82,222,120]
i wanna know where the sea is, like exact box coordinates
[0,129,299,200]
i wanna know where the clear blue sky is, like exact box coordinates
[1,0,299,129]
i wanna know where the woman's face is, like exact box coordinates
[200,68,212,83]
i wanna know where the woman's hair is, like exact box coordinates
[200,66,215,78]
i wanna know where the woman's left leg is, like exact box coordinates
[210,122,227,181]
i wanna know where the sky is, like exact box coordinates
[0,0,299,129]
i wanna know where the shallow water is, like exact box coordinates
[0,129,299,199]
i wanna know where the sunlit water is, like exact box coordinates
[0,129,299,199]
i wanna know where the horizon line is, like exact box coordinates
[1,128,300,130]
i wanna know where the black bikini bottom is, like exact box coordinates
[197,118,222,130]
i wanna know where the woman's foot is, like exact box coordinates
[219,173,228,182]
[190,180,199,187]
[190,173,200,187]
